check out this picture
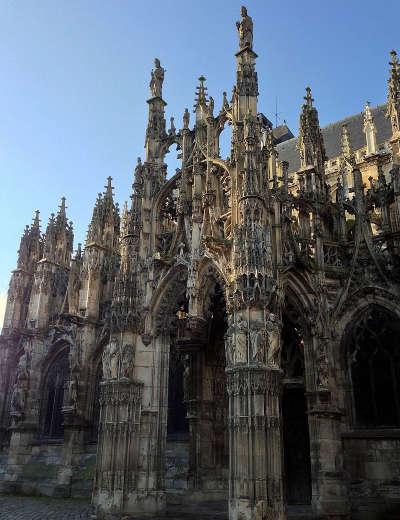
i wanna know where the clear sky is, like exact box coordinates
[0,0,399,325]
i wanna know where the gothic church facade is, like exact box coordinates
[1,7,400,520]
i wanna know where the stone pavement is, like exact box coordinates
[0,495,92,520]
[0,495,316,519]
[0,495,228,520]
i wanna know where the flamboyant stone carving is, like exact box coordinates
[1,7,400,520]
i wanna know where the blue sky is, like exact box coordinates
[0,0,399,324]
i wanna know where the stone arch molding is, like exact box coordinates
[194,258,229,319]
[150,263,188,337]
[336,285,400,338]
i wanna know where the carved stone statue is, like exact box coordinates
[102,342,111,380]
[250,324,265,364]
[16,348,30,381]
[149,58,165,98]
[68,376,78,408]
[236,6,253,50]
[266,313,281,367]
[120,344,135,379]
[225,317,236,366]
[183,108,190,129]
[182,354,190,401]
[10,382,25,415]
[102,338,119,380]
[235,318,248,363]
[109,338,119,379]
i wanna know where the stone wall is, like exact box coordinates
[0,443,96,498]
[343,433,400,519]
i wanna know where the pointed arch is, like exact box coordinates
[40,347,69,438]
[342,302,400,428]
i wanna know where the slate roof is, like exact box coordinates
[276,104,392,173]
[272,124,294,144]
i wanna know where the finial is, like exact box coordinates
[390,49,399,67]
[341,124,352,158]
[194,76,208,109]
[304,86,314,108]
[364,101,373,121]
[75,243,82,260]
[169,116,176,135]
[222,91,229,111]
[105,176,113,198]
[57,197,67,221]
[32,210,40,228]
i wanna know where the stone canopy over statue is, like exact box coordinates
[236,6,253,50]
[150,58,165,98]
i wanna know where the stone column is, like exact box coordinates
[307,333,349,519]
[92,378,143,517]
[227,364,285,520]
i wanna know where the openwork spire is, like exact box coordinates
[16,210,43,270]
[86,178,120,248]
[387,49,400,137]
[297,86,326,173]
[43,198,74,266]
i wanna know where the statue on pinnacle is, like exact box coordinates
[150,58,165,98]
[236,6,253,50]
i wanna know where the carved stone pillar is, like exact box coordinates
[227,365,285,520]
[307,334,349,519]
[92,379,144,517]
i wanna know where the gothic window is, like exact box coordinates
[347,305,400,428]
[41,351,69,438]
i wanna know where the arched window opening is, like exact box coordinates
[164,143,181,180]
[42,351,69,438]
[218,123,232,161]
[347,305,400,428]
[281,313,305,379]
[281,308,312,506]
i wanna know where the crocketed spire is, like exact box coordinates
[16,210,43,271]
[297,86,327,174]
[43,198,74,266]
[86,178,120,249]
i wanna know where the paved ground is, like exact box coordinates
[0,495,92,520]
[0,495,317,519]
[0,495,228,520]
